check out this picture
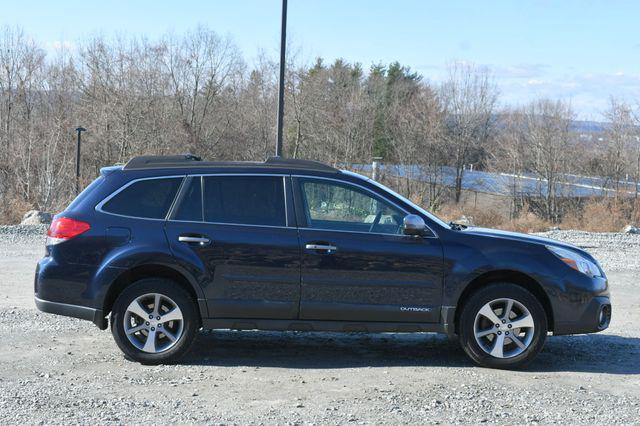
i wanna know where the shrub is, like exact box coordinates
[0,196,33,225]
[561,198,631,232]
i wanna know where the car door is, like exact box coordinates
[164,174,301,319]
[293,176,444,323]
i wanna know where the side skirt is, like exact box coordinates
[202,318,446,333]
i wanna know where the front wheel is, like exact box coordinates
[458,283,547,369]
[111,278,199,364]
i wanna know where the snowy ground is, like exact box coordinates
[0,227,638,424]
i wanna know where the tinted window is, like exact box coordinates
[174,177,203,221]
[67,176,104,210]
[203,176,285,226]
[300,179,404,234]
[102,177,182,219]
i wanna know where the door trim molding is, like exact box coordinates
[202,318,445,333]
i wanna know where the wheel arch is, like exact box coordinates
[103,264,204,319]
[454,270,554,334]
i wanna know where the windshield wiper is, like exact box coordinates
[449,221,468,231]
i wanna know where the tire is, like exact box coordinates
[111,278,199,365]
[458,283,547,369]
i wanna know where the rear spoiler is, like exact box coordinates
[100,165,123,176]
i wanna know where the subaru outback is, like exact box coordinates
[34,155,611,368]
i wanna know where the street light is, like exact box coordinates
[75,127,86,194]
[275,0,288,157]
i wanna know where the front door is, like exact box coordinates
[294,176,444,323]
[165,174,300,319]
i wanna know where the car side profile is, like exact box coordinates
[35,155,611,368]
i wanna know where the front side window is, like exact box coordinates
[101,177,182,219]
[300,179,404,234]
[202,176,286,226]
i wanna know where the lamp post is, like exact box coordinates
[75,127,86,194]
[275,0,288,157]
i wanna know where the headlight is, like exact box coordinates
[546,245,602,277]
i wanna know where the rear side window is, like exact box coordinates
[101,177,182,219]
[203,176,285,226]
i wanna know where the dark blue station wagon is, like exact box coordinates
[35,155,611,368]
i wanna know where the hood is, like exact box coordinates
[461,226,581,251]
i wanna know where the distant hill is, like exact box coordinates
[569,120,610,133]
[492,115,610,133]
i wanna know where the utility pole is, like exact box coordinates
[275,0,288,157]
[75,127,86,194]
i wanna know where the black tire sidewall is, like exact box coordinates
[111,278,198,365]
[459,283,548,369]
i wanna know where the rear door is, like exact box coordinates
[164,174,301,319]
[293,176,444,323]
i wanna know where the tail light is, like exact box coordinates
[46,217,91,245]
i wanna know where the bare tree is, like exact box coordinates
[602,98,637,193]
[491,109,528,218]
[439,62,498,203]
[386,82,446,209]
[521,99,574,222]
[0,24,635,230]
[161,27,244,158]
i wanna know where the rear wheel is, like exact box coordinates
[111,278,198,364]
[458,283,547,369]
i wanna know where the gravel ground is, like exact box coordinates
[536,229,640,271]
[0,226,639,424]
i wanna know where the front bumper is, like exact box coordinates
[34,296,108,329]
[553,296,611,335]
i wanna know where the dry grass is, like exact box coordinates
[438,204,509,229]
[436,197,640,233]
[437,203,551,233]
[561,199,633,233]
[0,197,32,225]
[503,213,553,233]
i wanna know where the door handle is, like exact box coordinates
[178,235,211,245]
[305,244,338,252]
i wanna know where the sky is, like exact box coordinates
[3,0,639,120]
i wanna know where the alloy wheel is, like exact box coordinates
[473,298,535,359]
[123,293,184,353]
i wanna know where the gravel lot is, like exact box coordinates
[0,226,639,424]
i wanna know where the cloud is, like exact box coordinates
[526,78,545,86]
[416,60,640,119]
[498,70,640,119]
[491,63,550,79]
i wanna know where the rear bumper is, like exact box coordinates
[35,296,107,330]
[553,296,611,335]
[35,255,109,330]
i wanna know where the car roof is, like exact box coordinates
[123,154,338,173]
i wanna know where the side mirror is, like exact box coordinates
[403,214,426,236]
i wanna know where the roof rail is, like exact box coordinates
[124,154,202,170]
[264,156,337,172]
[122,154,338,172]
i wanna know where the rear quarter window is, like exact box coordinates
[101,177,182,219]
[66,176,105,210]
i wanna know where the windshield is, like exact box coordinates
[340,170,450,229]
